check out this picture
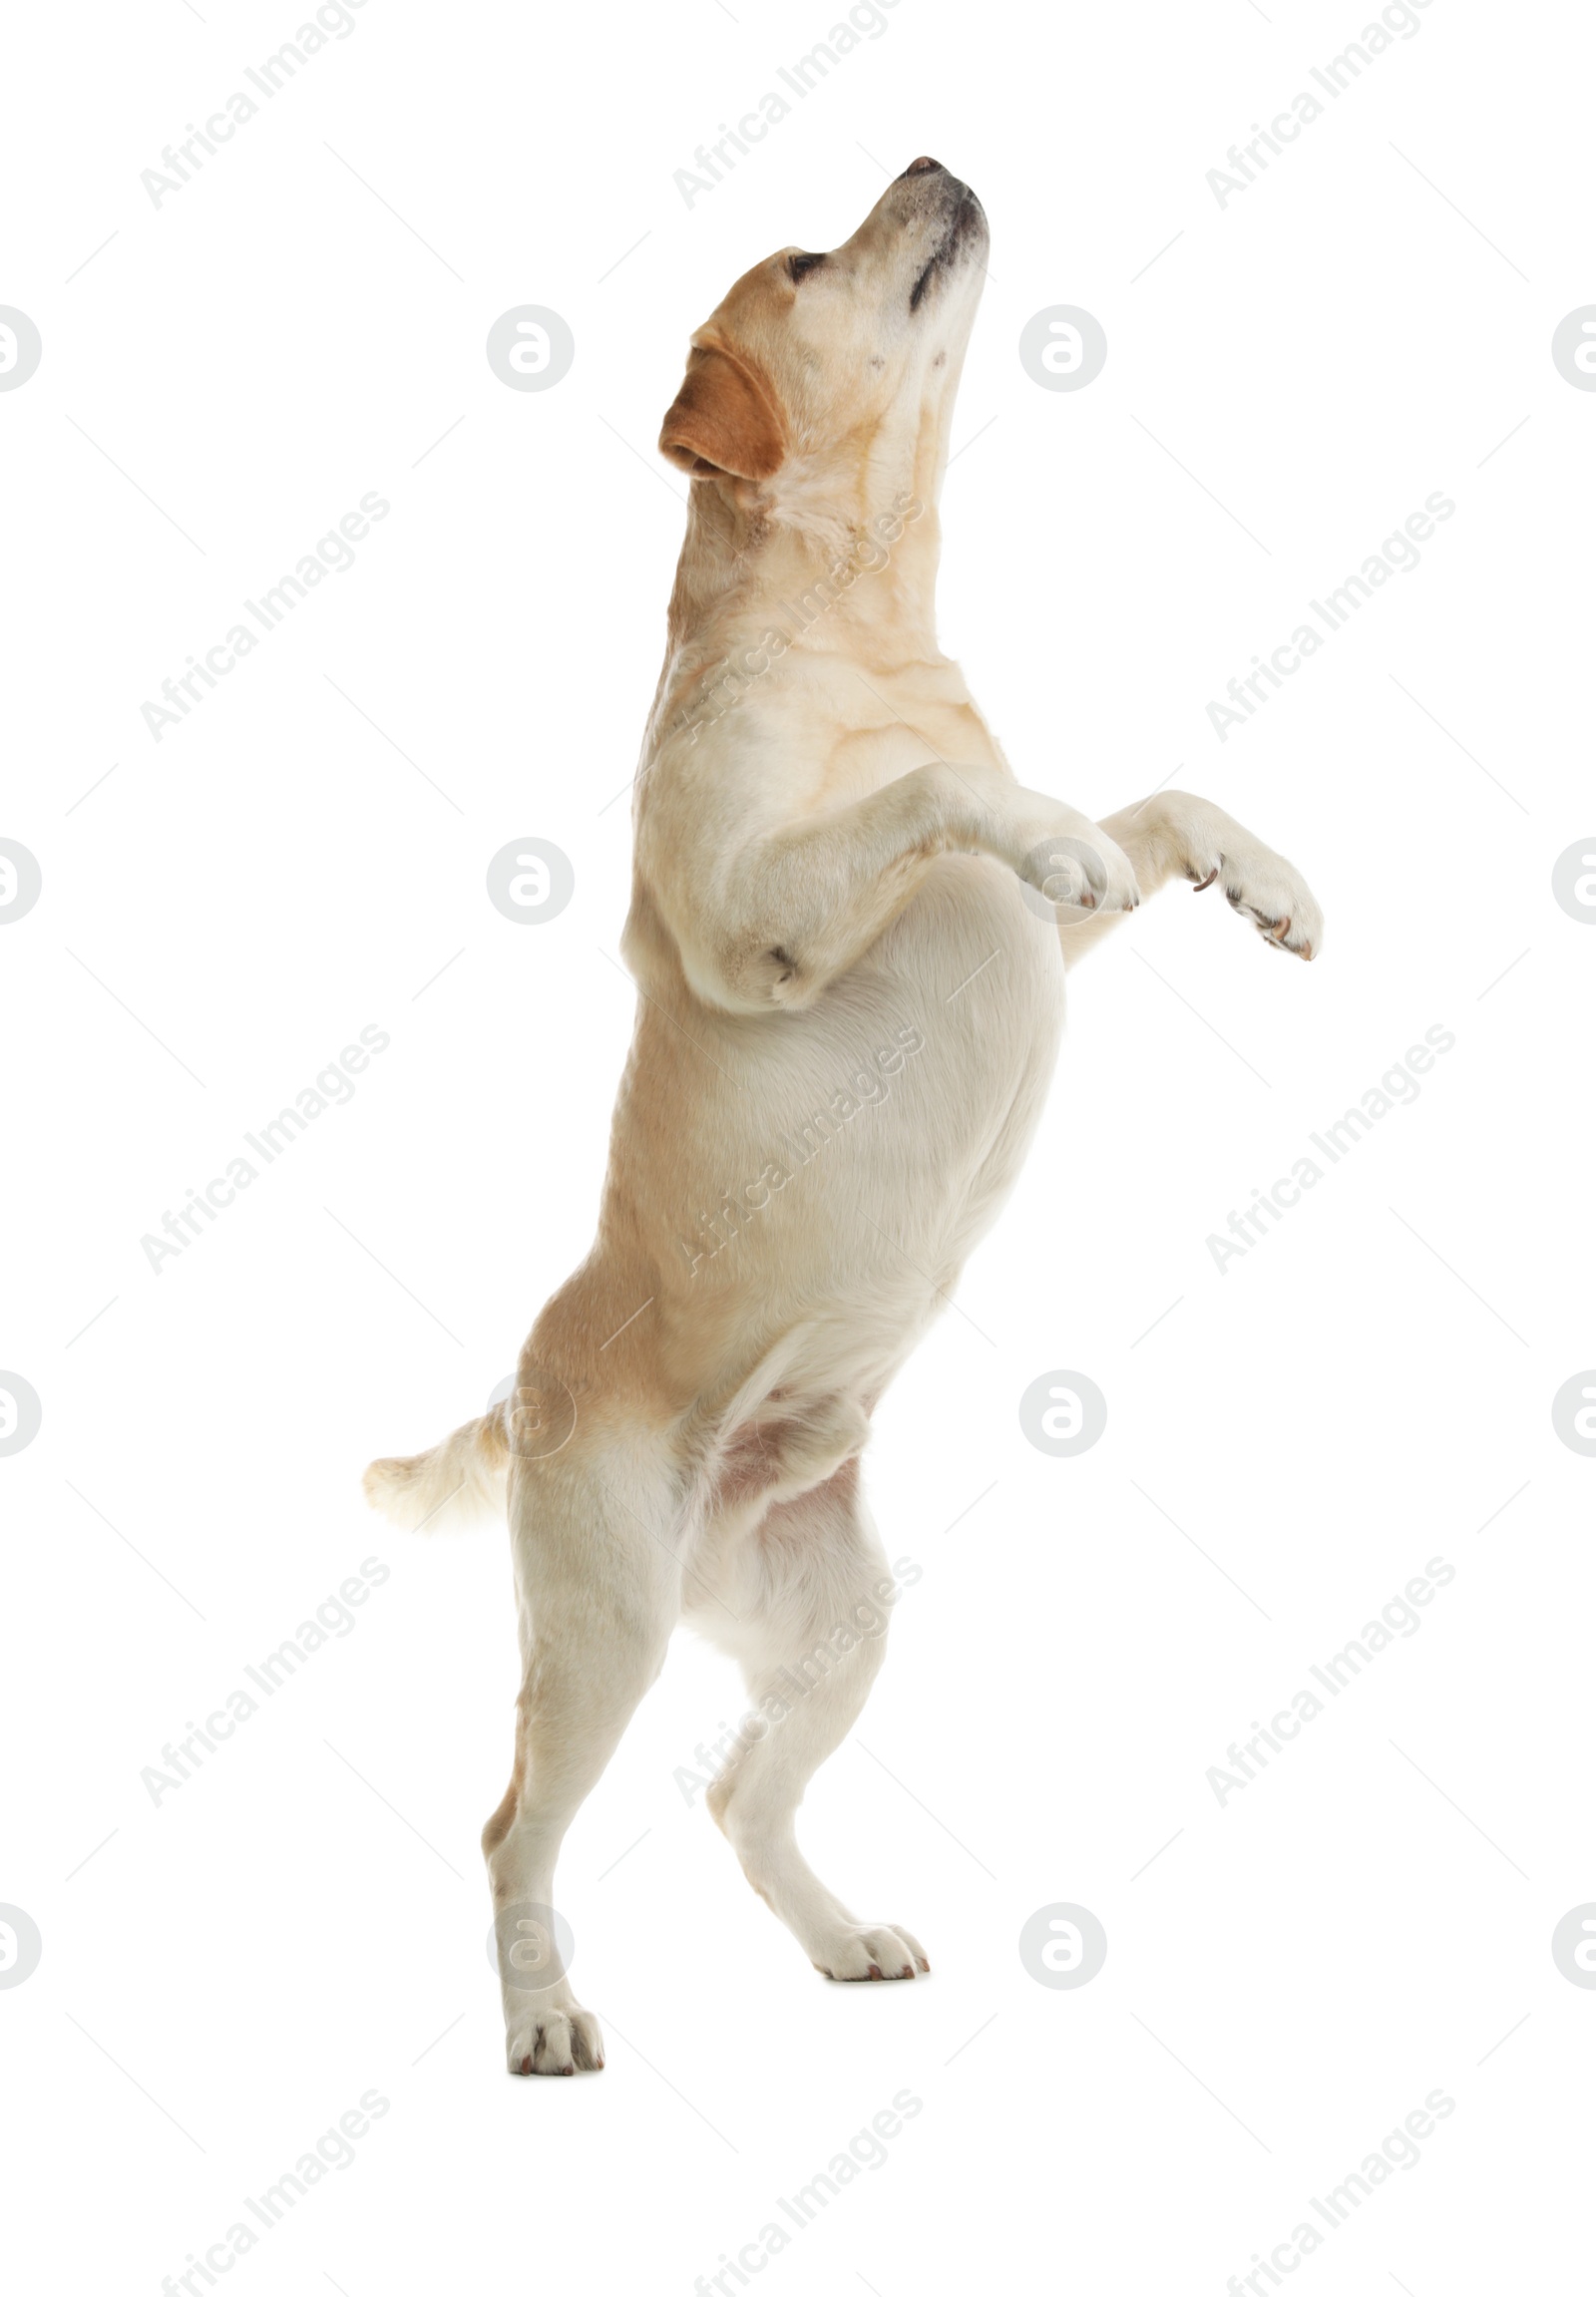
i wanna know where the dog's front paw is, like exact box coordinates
[1190,841,1322,961]
[811,1922,930,1982]
[506,2000,605,2076]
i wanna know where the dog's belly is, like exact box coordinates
[608,853,1065,1426]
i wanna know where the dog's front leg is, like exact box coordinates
[644,758,1141,1013]
[1056,790,1323,971]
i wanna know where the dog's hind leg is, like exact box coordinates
[484,1427,683,2074]
[691,1461,929,1984]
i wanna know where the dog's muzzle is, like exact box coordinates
[897,158,987,310]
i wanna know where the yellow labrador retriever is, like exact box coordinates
[366,158,1321,2076]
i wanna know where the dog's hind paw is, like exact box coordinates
[506,2003,605,2076]
[812,1923,930,1982]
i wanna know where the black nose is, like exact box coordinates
[900,155,943,177]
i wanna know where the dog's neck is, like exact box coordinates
[649,397,959,751]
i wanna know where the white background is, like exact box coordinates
[3,0,1593,2290]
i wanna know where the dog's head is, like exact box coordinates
[658,158,987,498]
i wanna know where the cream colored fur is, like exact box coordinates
[364,160,1322,2076]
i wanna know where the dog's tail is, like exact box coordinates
[362,1408,510,1533]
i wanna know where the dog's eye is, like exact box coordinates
[786,251,826,283]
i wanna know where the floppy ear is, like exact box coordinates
[658,345,786,481]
